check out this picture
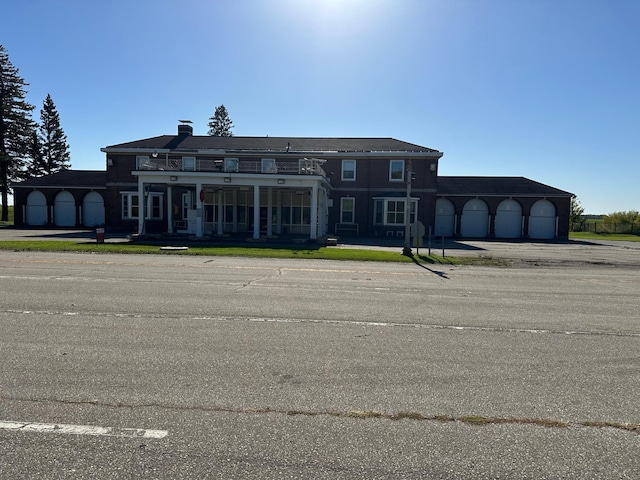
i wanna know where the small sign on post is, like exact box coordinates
[411,221,425,254]
[96,227,105,244]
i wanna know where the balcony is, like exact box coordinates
[137,157,326,177]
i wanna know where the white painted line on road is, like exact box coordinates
[0,420,168,439]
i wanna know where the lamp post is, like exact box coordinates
[402,160,413,256]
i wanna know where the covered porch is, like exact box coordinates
[133,171,331,241]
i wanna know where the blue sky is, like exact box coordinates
[4,0,639,214]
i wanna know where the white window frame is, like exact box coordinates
[340,197,355,223]
[182,156,196,171]
[373,197,417,226]
[261,158,277,173]
[341,160,356,181]
[121,191,164,220]
[389,159,405,181]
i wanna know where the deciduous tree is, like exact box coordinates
[0,44,35,221]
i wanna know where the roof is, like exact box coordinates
[11,170,106,189]
[104,135,441,154]
[437,176,573,197]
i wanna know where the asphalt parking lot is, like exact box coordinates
[1,226,639,267]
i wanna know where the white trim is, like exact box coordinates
[341,159,356,181]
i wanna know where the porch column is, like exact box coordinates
[232,189,238,233]
[276,190,282,235]
[253,184,260,239]
[310,184,318,240]
[267,187,273,236]
[217,189,224,235]
[137,177,144,235]
[167,186,173,234]
[195,182,204,237]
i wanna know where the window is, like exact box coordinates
[389,160,405,181]
[341,160,356,181]
[387,200,404,225]
[340,197,355,223]
[224,157,239,172]
[122,193,139,219]
[182,156,196,171]
[373,198,417,226]
[121,192,163,220]
[261,158,277,173]
[136,156,151,170]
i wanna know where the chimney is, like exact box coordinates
[178,120,193,136]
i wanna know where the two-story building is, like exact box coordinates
[11,122,573,241]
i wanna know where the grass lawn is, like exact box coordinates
[0,239,501,266]
[0,205,13,226]
[569,232,640,242]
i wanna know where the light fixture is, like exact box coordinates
[152,149,158,158]
[170,175,178,181]
[224,177,232,183]
[107,158,113,167]
[430,163,436,171]
[277,178,285,184]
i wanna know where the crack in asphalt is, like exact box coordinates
[3,395,639,435]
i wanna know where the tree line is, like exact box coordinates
[0,44,70,221]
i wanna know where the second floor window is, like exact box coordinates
[182,157,196,171]
[341,160,356,181]
[389,160,405,181]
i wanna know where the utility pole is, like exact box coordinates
[402,159,413,256]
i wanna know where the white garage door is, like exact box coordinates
[461,199,489,238]
[26,190,48,226]
[529,199,556,239]
[495,199,522,238]
[434,199,455,237]
[54,191,76,227]
[83,191,105,227]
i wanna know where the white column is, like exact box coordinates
[310,184,318,240]
[137,177,144,235]
[253,184,260,239]
[217,189,224,235]
[196,182,204,237]
[232,189,238,233]
[267,187,273,236]
[167,186,173,234]
[276,190,282,235]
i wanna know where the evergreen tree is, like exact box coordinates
[29,94,71,176]
[0,44,35,221]
[207,104,234,136]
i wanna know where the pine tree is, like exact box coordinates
[207,104,234,136]
[0,44,35,221]
[29,94,71,176]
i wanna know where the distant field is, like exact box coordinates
[570,232,640,242]
[0,206,14,226]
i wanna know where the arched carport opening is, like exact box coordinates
[461,199,489,238]
[529,199,556,239]
[54,191,76,227]
[82,191,105,227]
[26,190,48,226]
[434,198,455,237]
[495,199,523,238]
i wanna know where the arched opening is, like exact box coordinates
[461,199,489,238]
[26,191,48,226]
[495,199,523,238]
[82,191,105,227]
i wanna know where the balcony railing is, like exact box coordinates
[137,157,326,176]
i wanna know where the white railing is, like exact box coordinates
[138,157,326,176]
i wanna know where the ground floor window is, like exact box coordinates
[373,198,417,226]
[121,191,163,220]
[340,197,355,223]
